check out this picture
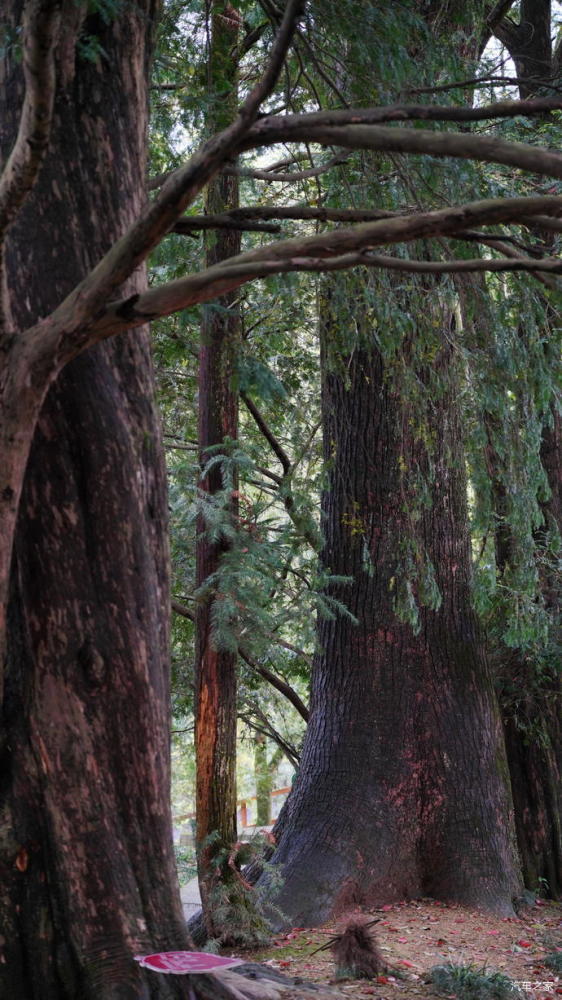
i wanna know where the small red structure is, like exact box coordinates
[134,951,243,974]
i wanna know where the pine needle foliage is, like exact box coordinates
[202,830,285,948]
[429,963,523,1000]
[544,951,562,972]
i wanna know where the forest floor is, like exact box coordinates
[241,898,562,1000]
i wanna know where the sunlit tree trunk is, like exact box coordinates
[195,0,241,936]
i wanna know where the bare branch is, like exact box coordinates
[406,75,562,97]
[225,152,350,183]
[241,392,321,552]
[242,392,291,474]
[171,599,309,722]
[242,654,309,722]
[469,238,561,292]
[172,215,282,235]
[33,0,305,360]
[149,94,562,193]
[182,205,400,225]
[244,95,562,143]
[522,215,562,233]
[238,708,301,769]
[334,252,562,278]
[171,598,196,623]
[242,121,562,183]
[85,193,562,341]
[260,153,310,172]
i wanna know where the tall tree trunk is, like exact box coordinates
[195,0,241,936]
[493,409,562,898]
[0,4,193,997]
[254,736,282,826]
[268,290,520,925]
[264,0,521,927]
[490,0,562,897]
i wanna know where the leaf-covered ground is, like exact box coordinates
[240,899,562,1000]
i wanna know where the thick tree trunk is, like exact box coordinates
[489,4,562,897]
[268,291,521,926]
[0,4,193,997]
[195,0,241,936]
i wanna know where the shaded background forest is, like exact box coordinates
[151,0,561,928]
[1,0,561,995]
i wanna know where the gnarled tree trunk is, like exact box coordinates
[267,282,521,926]
[0,4,192,997]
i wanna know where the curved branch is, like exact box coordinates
[242,656,309,723]
[242,122,562,183]
[82,193,562,341]
[171,599,309,722]
[173,215,282,234]
[33,0,305,349]
[0,0,61,238]
[336,252,562,277]
[242,392,291,474]
[244,95,562,142]
[225,152,349,183]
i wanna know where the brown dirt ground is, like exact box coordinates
[240,898,562,1000]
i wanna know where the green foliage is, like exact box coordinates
[150,0,562,837]
[543,952,562,972]
[429,963,523,1000]
[0,23,22,61]
[174,844,197,887]
[85,0,123,20]
[202,831,285,947]
[77,34,109,63]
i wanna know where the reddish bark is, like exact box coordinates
[194,1,241,935]
[0,4,192,997]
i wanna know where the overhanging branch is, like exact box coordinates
[28,0,305,363]
[84,193,562,341]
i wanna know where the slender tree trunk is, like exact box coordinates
[195,0,241,935]
[0,4,193,997]
[254,733,271,826]
[254,736,282,826]
[494,410,562,898]
[268,282,520,926]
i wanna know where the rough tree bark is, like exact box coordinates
[490,385,562,900]
[267,286,521,925]
[491,0,562,898]
[262,0,521,927]
[0,4,192,997]
[195,0,241,935]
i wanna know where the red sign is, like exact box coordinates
[134,951,244,975]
